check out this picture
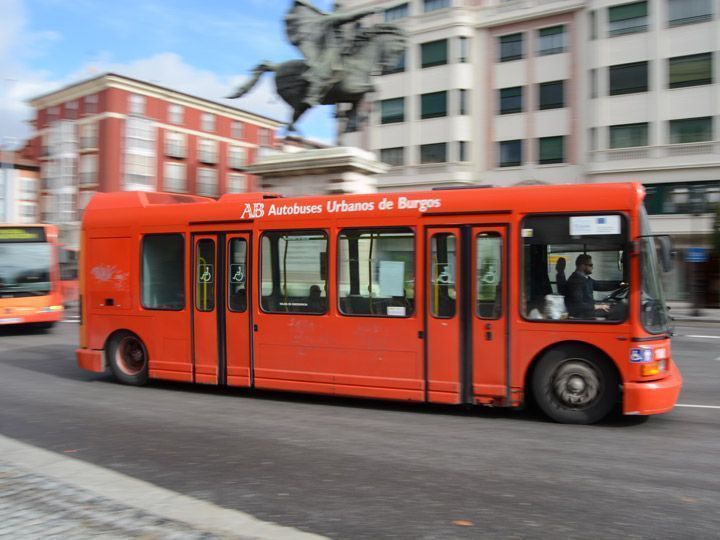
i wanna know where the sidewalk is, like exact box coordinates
[667,302,720,324]
[0,434,325,540]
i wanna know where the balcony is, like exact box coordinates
[589,141,720,173]
[165,144,186,159]
[481,0,585,25]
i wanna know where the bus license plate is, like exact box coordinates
[0,318,22,325]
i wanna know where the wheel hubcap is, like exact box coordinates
[116,337,146,376]
[552,360,600,409]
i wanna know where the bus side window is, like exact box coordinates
[142,234,184,310]
[338,228,415,317]
[260,231,328,315]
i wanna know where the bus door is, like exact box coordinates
[471,226,508,405]
[425,226,508,405]
[193,234,220,384]
[426,228,462,404]
[225,233,252,387]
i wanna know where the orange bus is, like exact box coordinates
[76,183,681,424]
[0,224,65,329]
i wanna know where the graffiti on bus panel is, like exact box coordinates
[239,196,443,220]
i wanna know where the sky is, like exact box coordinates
[0,0,338,149]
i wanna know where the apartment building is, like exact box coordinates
[340,0,720,302]
[28,73,282,247]
[0,150,40,224]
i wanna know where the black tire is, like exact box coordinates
[107,331,149,386]
[532,345,619,424]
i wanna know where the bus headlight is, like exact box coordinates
[40,305,64,313]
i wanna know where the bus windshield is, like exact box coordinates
[639,208,670,334]
[0,243,52,297]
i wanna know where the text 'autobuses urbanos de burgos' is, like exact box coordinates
[76,183,681,424]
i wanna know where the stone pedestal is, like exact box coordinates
[246,147,388,196]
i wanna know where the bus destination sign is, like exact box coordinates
[0,227,47,243]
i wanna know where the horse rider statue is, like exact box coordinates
[227,1,405,133]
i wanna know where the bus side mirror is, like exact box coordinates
[657,235,673,273]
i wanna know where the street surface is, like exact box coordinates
[0,320,718,539]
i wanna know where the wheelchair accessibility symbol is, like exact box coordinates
[230,264,246,284]
[435,264,454,285]
[198,264,214,284]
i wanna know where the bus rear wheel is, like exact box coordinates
[532,346,618,424]
[108,331,149,386]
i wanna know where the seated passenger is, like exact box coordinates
[308,284,323,313]
[555,257,568,296]
[565,254,616,319]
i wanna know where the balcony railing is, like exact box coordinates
[592,141,720,162]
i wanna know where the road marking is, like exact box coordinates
[685,335,720,339]
[676,404,720,410]
[0,434,326,539]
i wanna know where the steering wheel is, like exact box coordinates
[602,283,629,303]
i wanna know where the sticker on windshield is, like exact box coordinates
[570,216,621,236]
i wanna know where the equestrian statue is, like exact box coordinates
[227,0,406,133]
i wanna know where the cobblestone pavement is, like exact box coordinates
[0,461,222,539]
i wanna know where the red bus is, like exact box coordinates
[0,224,65,329]
[76,183,681,424]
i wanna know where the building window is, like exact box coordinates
[80,122,98,149]
[420,143,447,164]
[338,228,415,317]
[59,192,75,223]
[142,234,185,311]
[382,50,406,75]
[201,112,215,132]
[669,117,713,144]
[610,122,649,148]
[608,1,648,36]
[499,86,523,114]
[79,155,97,185]
[198,138,218,164]
[229,146,247,169]
[590,10,598,39]
[124,117,155,188]
[47,106,59,123]
[380,97,405,124]
[498,140,522,167]
[609,61,649,95]
[590,69,598,98]
[261,231,328,314]
[668,0,712,26]
[259,128,271,146]
[227,173,246,193]
[537,26,566,55]
[458,36,469,62]
[423,0,450,13]
[165,131,186,158]
[538,81,565,109]
[232,121,245,138]
[197,168,218,197]
[168,104,184,125]
[164,162,186,192]
[421,91,447,119]
[84,94,98,115]
[458,141,468,162]
[457,89,468,115]
[385,2,409,21]
[499,33,523,62]
[380,147,404,167]
[421,39,448,68]
[129,94,145,116]
[668,53,713,88]
[66,100,79,119]
[538,136,565,164]
[589,127,598,151]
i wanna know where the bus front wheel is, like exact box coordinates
[108,331,149,386]
[532,346,619,424]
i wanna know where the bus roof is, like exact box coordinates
[83,183,646,229]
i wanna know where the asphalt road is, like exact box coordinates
[0,321,718,539]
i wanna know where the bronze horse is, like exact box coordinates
[227,24,406,133]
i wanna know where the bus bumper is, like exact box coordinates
[76,348,105,373]
[623,360,683,416]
